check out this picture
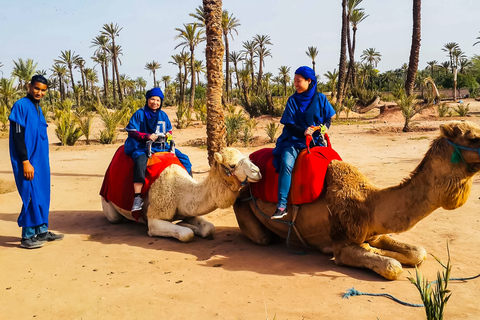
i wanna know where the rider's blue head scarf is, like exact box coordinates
[292,66,317,112]
[144,87,164,120]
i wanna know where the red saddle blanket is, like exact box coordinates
[100,145,185,212]
[249,145,342,205]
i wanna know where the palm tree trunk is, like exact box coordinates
[224,33,230,103]
[405,0,421,97]
[189,48,196,112]
[101,63,107,102]
[153,71,157,87]
[112,62,117,103]
[114,57,123,103]
[204,0,226,166]
[256,56,263,94]
[69,66,79,106]
[336,0,348,108]
[80,67,87,98]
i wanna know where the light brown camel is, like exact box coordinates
[102,148,261,242]
[233,121,480,280]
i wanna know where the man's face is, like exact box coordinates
[28,82,48,100]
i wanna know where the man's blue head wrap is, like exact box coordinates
[293,66,317,112]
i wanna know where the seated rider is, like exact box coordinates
[271,66,336,219]
[124,87,192,212]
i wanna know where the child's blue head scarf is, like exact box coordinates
[292,66,317,112]
[144,87,164,120]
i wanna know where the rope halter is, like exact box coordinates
[221,157,249,187]
[445,138,480,173]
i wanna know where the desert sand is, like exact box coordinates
[1,101,479,320]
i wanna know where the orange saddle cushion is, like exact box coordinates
[249,146,342,205]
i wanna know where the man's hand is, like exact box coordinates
[23,160,34,180]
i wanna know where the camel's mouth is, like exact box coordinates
[247,174,262,183]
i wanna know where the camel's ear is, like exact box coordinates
[214,152,223,164]
[440,122,462,139]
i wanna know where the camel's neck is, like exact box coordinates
[371,154,473,234]
[187,164,241,215]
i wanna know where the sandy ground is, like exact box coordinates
[1,101,480,320]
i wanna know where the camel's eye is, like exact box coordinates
[229,164,236,169]
[470,137,480,145]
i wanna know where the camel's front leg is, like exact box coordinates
[367,235,427,266]
[148,219,194,242]
[333,243,403,280]
[177,216,215,239]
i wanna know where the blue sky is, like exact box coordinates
[1,0,479,88]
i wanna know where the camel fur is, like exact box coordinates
[233,121,480,280]
[102,147,261,242]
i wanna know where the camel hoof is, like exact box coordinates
[383,260,403,280]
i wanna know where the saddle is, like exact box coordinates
[249,134,342,205]
[100,145,185,213]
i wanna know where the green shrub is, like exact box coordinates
[265,121,280,143]
[55,110,83,146]
[194,99,207,124]
[0,104,10,131]
[453,103,469,117]
[98,106,126,144]
[350,87,379,107]
[175,103,191,129]
[437,102,450,117]
[225,109,246,146]
[242,118,258,147]
[408,244,452,320]
[74,107,96,144]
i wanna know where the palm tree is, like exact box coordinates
[405,0,421,97]
[175,23,205,112]
[50,63,68,101]
[442,42,460,73]
[91,34,111,100]
[336,0,348,107]
[306,46,319,74]
[360,47,381,68]
[451,48,466,70]
[426,60,438,77]
[222,10,240,103]
[347,2,368,89]
[136,77,147,94]
[12,58,38,90]
[253,34,273,94]
[55,50,81,104]
[474,31,480,46]
[0,77,20,107]
[440,61,450,76]
[161,75,171,92]
[74,58,87,98]
[230,51,243,94]
[203,0,226,166]
[169,54,184,104]
[145,61,161,87]
[84,68,98,96]
[194,60,206,85]
[179,51,191,105]
[102,23,124,103]
[189,5,205,26]
[0,61,3,75]
[278,65,291,97]
[324,69,339,99]
[241,40,257,91]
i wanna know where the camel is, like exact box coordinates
[102,147,261,242]
[233,121,480,280]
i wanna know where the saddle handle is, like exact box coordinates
[305,126,330,154]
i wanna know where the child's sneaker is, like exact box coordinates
[132,195,144,211]
[271,207,288,219]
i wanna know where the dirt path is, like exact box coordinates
[1,103,480,319]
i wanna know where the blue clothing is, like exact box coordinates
[124,106,192,174]
[277,146,300,208]
[22,223,48,239]
[125,106,173,159]
[292,66,318,112]
[9,97,51,228]
[273,92,335,170]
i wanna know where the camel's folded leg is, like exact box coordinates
[148,218,194,242]
[102,198,127,223]
[367,235,427,266]
[333,243,403,280]
[233,193,273,246]
[177,216,215,239]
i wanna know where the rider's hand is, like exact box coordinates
[148,133,158,141]
[304,126,315,136]
[23,160,34,181]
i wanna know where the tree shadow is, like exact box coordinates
[0,209,386,282]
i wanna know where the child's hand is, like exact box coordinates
[149,133,158,141]
[304,126,315,136]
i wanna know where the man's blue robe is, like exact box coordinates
[9,97,50,228]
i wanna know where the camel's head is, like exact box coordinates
[440,120,480,172]
[214,148,262,185]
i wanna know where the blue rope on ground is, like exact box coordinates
[343,274,480,307]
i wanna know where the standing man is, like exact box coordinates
[9,75,64,249]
